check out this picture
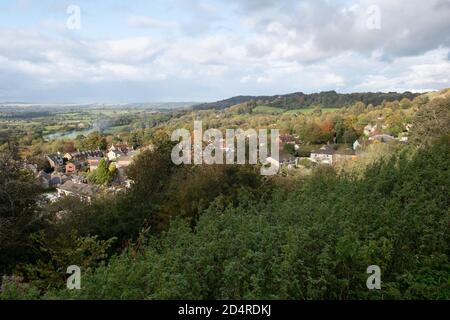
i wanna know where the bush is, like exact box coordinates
[48,135,450,300]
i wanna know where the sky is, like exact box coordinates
[0,0,449,103]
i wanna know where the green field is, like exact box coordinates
[283,107,341,115]
[252,105,285,115]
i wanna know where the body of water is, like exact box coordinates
[45,128,95,141]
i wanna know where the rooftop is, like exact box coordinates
[57,181,99,197]
[311,145,336,155]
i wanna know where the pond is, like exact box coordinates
[45,128,95,141]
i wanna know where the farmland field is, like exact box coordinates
[253,105,285,114]
[283,108,341,115]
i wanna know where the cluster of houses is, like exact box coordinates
[352,122,411,151]
[36,143,144,202]
[276,134,357,167]
[105,144,141,173]
[280,120,414,167]
[31,120,411,201]
[309,122,412,166]
[45,150,103,174]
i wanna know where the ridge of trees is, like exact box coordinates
[193,91,421,111]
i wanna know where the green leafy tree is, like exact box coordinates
[84,132,107,151]
[0,152,44,274]
[342,129,358,144]
[283,143,296,156]
[409,95,450,146]
[22,231,115,292]
[89,159,115,185]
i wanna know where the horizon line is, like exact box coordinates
[0,88,441,106]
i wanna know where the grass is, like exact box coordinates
[284,108,341,115]
[252,105,285,115]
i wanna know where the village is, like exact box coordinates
[275,118,411,170]
[24,143,153,202]
[21,114,411,204]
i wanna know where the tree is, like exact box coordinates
[283,143,296,156]
[352,101,366,114]
[123,139,178,232]
[84,132,107,151]
[74,134,86,150]
[399,98,412,109]
[63,141,76,153]
[163,164,267,225]
[0,152,44,274]
[409,96,450,146]
[319,119,334,142]
[22,231,115,292]
[48,139,65,154]
[301,122,325,144]
[342,129,358,144]
[386,113,405,136]
[89,159,115,185]
[128,131,143,149]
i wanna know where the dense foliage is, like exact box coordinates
[88,159,116,185]
[40,134,449,300]
[0,153,45,274]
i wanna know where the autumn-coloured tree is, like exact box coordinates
[63,141,76,153]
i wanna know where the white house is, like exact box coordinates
[310,145,335,165]
[107,149,124,161]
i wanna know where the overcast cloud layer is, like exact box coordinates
[0,0,449,103]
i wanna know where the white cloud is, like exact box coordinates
[0,0,449,102]
[235,0,450,60]
[353,49,450,92]
[323,73,345,87]
[127,16,178,29]
[240,75,251,83]
[91,37,163,63]
[256,76,272,83]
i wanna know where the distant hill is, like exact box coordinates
[192,90,422,110]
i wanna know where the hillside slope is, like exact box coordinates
[193,90,421,110]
